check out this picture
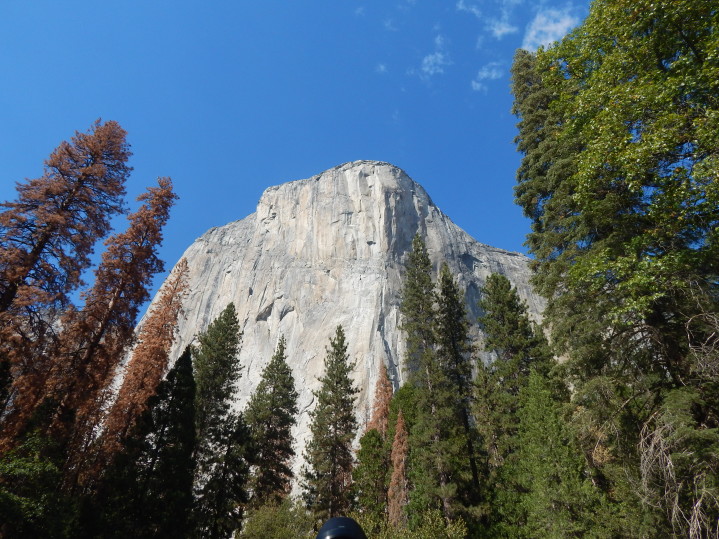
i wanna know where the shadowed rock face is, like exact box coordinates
[152,160,544,479]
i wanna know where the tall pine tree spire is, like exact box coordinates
[302,325,359,521]
[245,335,298,507]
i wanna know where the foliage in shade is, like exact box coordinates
[102,257,188,458]
[303,325,359,521]
[400,236,465,521]
[191,303,251,538]
[435,263,481,508]
[239,498,315,539]
[86,346,197,538]
[245,335,299,507]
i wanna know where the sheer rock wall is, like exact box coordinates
[151,160,544,478]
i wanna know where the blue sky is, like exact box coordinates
[1,0,589,298]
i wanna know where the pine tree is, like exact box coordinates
[435,263,480,505]
[0,120,131,443]
[387,409,409,529]
[2,178,177,469]
[102,258,189,457]
[400,234,436,379]
[91,346,197,538]
[354,363,393,525]
[475,273,552,530]
[353,428,388,525]
[510,371,611,538]
[0,120,130,323]
[191,302,250,538]
[399,236,462,521]
[245,335,298,507]
[302,325,359,521]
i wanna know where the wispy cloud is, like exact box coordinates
[522,7,579,51]
[487,19,518,39]
[376,63,388,74]
[420,34,452,78]
[354,6,365,16]
[471,61,504,92]
[456,0,481,19]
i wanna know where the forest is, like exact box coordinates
[1,0,717,537]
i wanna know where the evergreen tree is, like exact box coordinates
[353,428,388,526]
[510,370,612,538]
[399,236,462,521]
[435,263,480,506]
[475,273,552,531]
[303,325,359,521]
[91,346,196,538]
[511,1,719,533]
[245,335,298,507]
[191,303,250,538]
[400,234,436,378]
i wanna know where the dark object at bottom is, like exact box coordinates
[315,517,367,539]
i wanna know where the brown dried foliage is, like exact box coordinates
[388,410,409,528]
[366,363,392,438]
[102,258,188,456]
[1,178,177,465]
[0,120,130,368]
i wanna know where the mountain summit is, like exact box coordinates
[152,160,543,475]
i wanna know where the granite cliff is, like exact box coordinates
[150,160,543,477]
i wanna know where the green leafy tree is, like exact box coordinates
[302,325,359,521]
[238,498,314,539]
[192,303,251,538]
[511,1,719,534]
[245,335,298,507]
[510,371,612,538]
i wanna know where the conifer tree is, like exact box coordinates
[399,236,462,521]
[0,120,131,443]
[0,120,131,362]
[102,258,188,456]
[510,371,611,538]
[303,325,359,521]
[400,234,436,378]
[354,363,393,524]
[366,363,392,437]
[92,346,197,538]
[191,302,250,538]
[2,178,177,466]
[436,263,480,504]
[353,428,388,525]
[245,335,298,507]
[387,410,409,529]
[475,273,552,530]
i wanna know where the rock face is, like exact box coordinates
[155,160,543,479]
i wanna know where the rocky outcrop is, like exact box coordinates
[153,160,543,478]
